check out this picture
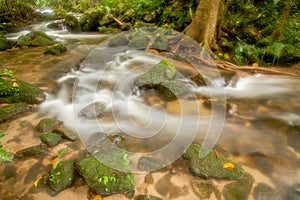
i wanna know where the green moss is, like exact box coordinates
[14,144,48,160]
[36,118,61,133]
[0,78,45,104]
[0,103,30,123]
[0,36,14,51]
[134,59,176,88]
[183,144,244,180]
[64,14,82,33]
[40,133,62,147]
[48,160,75,192]
[43,44,67,55]
[17,31,54,47]
[76,148,134,196]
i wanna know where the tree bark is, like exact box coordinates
[184,0,221,51]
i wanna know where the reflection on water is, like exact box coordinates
[0,22,300,199]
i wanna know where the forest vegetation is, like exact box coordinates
[0,0,299,66]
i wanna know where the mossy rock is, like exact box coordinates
[36,118,62,133]
[157,80,190,100]
[108,33,129,47]
[222,173,254,200]
[192,179,221,200]
[0,78,45,104]
[48,160,75,192]
[128,32,150,49]
[0,103,30,123]
[43,43,67,55]
[17,31,54,47]
[150,32,168,51]
[76,148,134,196]
[40,133,62,147]
[182,144,244,180]
[14,144,48,160]
[0,36,14,51]
[134,59,176,88]
[63,14,82,33]
[52,126,77,141]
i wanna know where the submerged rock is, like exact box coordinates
[52,126,77,141]
[14,144,48,160]
[108,33,129,47]
[134,59,176,89]
[16,31,54,47]
[138,156,164,171]
[79,102,106,119]
[253,183,277,200]
[0,103,30,123]
[285,183,300,200]
[157,80,190,100]
[128,32,149,49]
[222,173,254,200]
[150,31,168,51]
[48,160,74,192]
[182,144,244,180]
[40,133,62,147]
[36,118,62,133]
[134,195,162,200]
[192,179,221,200]
[0,35,14,51]
[76,148,134,196]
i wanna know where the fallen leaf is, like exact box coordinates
[34,176,43,187]
[223,162,235,169]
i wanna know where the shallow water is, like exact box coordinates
[1,22,300,200]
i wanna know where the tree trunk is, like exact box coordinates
[184,0,221,52]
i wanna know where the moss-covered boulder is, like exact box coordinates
[182,144,244,180]
[128,32,150,49]
[222,173,254,200]
[108,33,129,47]
[43,43,67,55]
[52,126,77,141]
[157,80,190,100]
[40,133,62,147]
[48,160,75,192]
[36,118,62,133]
[63,14,82,33]
[76,148,134,196]
[14,144,48,160]
[134,59,176,89]
[0,103,30,123]
[0,78,45,104]
[16,31,54,47]
[0,36,14,51]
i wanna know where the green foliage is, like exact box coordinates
[43,43,67,55]
[0,134,13,162]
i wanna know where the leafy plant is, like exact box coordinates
[0,133,13,162]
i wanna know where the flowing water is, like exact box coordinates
[0,21,300,200]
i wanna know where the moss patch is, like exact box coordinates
[183,144,244,180]
[43,43,67,55]
[0,36,14,51]
[40,133,62,147]
[17,31,54,47]
[0,103,31,123]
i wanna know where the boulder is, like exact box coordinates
[40,133,62,147]
[76,148,134,196]
[128,32,150,49]
[14,144,48,160]
[182,144,244,180]
[36,118,62,133]
[16,31,54,47]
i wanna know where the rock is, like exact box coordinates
[36,118,62,133]
[14,144,48,160]
[48,160,75,192]
[134,195,162,200]
[253,183,277,200]
[52,126,77,141]
[17,31,54,47]
[2,165,17,180]
[40,133,62,147]
[157,80,190,100]
[150,31,168,50]
[47,21,64,30]
[0,35,14,51]
[134,59,176,89]
[138,156,164,171]
[222,173,254,200]
[0,78,46,104]
[128,32,150,49]
[192,179,221,200]
[182,144,244,180]
[108,33,129,47]
[0,103,31,123]
[79,102,106,119]
[76,148,134,196]
[43,43,67,55]
[63,14,82,33]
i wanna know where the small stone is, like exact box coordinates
[192,179,221,200]
[108,33,129,47]
[48,160,74,192]
[36,118,62,133]
[52,126,77,141]
[138,156,164,172]
[40,133,62,147]
[79,102,105,119]
[134,195,162,200]
[253,183,277,200]
[14,144,48,160]
[222,173,254,200]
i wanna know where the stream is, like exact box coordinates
[0,20,300,200]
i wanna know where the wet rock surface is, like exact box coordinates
[253,183,277,200]
[14,144,48,160]
[40,133,62,147]
[192,179,221,200]
[183,144,244,180]
[16,31,54,47]
[52,126,77,141]
[36,118,62,133]
[0,103,31,123]
[134,195,162,200]
[79,102,106,119]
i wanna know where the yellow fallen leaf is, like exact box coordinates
[12,82,19,88]
[34,176,42,187]
[223,162,235,169]
[93,195,103,200]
